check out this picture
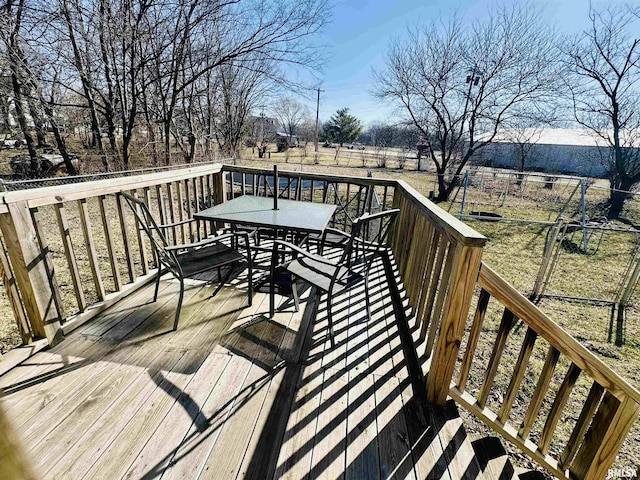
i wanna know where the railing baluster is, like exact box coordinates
[425,243,456,356]
[477,307,516,408]
[457,288,491,392]
[559,381,604,469]
[197,176,208,237]
[419,236,448,340]
[115,193,136,283]
[519,346,561,439]
[99,195,122,291]
[415,227,440,330]
[185,180,194,242]
[166,182,177,245]
[77,198,105,300]
[176,181,186,244]
[539,363,582,454]
[131,190,150,275]
[55,203,86,313]
[143,187,158,268]
[404,216,430,308]
[497,327,538,423]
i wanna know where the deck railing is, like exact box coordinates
[0,163,225,345]
[0,162,638,479]
[450,263,640,480]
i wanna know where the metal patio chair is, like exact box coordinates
[270,208,399,346]
[122,192,253,331]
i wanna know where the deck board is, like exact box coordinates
[1,252,483,480]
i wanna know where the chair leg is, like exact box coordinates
[291,280,300,312]
[247,259,253,307]
[327,296,335,347]
[173,277,184,331]
[364,269,372,323]
[154,265,162,302]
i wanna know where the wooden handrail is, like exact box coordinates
[0,163,223,210]
[395,180,486,247]
[478,263,640,405]
[221,164,398,187]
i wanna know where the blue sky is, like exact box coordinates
[294,0,629,126]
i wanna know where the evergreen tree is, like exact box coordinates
[321,108,362,146]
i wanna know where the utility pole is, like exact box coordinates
[314,87,322,164]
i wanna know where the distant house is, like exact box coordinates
[472,128,634,178]
[275,131,298,152]
[247,115,278,144]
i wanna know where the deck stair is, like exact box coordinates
[472,437,546,480]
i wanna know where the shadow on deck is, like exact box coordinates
[0,254,482,479]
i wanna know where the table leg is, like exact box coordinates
[269,235,277,318]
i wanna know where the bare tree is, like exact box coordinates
[375,3,560,201]
[564,5,640,218]
[273,98,307,141]
[1,0,39,171]
[501,105,558,178]
[213,60,273,157]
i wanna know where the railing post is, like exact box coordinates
[570,392,640,480]
[0,201,63,346]
[213,170,227,205]
[426,242,483,405]
[0,235,30,344]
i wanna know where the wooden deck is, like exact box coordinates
[0,253,481,480]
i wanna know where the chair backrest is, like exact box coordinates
[339,208,400,267]
[121,192,180,276]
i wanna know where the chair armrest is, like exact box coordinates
[273,240,338,267]
[157,218,198,229]
[165,232,237,252]
[323,227,349,238]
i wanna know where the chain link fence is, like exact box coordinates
[0,159,228,192]
[444,168,640,346]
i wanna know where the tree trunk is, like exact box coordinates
[10,74,39,174]
[435,171,449,202]
[27,96,47,148]
[608,187,629,219]
[41,100,78,176]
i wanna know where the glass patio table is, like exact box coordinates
[194,195,337,317]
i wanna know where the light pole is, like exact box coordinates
[314,87,323,164]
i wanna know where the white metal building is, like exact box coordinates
[473,128,615,177]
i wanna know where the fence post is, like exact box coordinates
[581,178,588,251]
[0,201,63,345]
[426,242,484,405]
[459,170,470,219]
[613,248,640,346]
